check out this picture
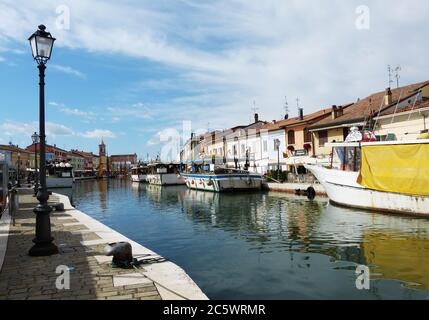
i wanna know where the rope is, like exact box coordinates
[264,175,281,183]
[390,89,404,125]
[371,95,389,132]
[99,254,191,300]
[132,265,191,300]
[407,91,422,121]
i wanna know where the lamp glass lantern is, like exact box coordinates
[28,25,55,65]
[31,132,40,144]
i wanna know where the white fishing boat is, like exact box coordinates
[305,131,429,216]
[146,163,185,186]
[181,165,263,192]
[46,161,74,189]
[131,164,149,183]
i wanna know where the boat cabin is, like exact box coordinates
[131,165,149,175]
[147,163,183,175]
[47,161,74,178]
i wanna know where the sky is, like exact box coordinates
[0,0,428,160]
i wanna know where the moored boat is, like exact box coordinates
[181,165,263,192]
[146,163,185,186]
[305,135,429,216]
[46,161,74,189]
[131,164,149,183]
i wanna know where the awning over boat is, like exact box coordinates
[357,143,429,196]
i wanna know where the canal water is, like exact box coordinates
[72,179,429,300]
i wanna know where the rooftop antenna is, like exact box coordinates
[251,100,259,115]
[284,96,289,118]
[251,100,259,123]
[387,65,394,88]
[394,66,401,88]
[296,97,301,115]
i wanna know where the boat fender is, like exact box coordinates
[306,187,316,200]
[207,178,213,186]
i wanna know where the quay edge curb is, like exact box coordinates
[53,192,209,301]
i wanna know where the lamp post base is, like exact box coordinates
[28,204,58,257]
[29,241,58,256]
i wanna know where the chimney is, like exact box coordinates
[384,88,392,106]
[338,105,344,117]
[298,108,304,120]
[272,120,277,124]
[254,113,259,123]
[284,113,289,120]
[331,105,338,120]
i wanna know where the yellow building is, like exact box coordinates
[309,80,429,158]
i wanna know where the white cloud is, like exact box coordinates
[1,0,428,132]
[0,120,74,138]
[80,129,116,139]
[50,64,86,78]
[46,122,74,136]
[48,101,96,120]
[0,120,116,143]
[107,102,153,120]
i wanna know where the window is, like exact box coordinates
[287,130,295,145]
[343,127,351,141]
[319,130,328,147]
[263,140,267,152]
[304,128,312,143]
[241,144,245,154]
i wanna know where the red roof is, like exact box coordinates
[71,150,95,158]
[309,80,429,130]
[378,98,429,117]
[260,107,336,132]
[0,144,31,154]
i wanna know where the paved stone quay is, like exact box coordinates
[0,189,207,300]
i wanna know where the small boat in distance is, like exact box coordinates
[305,131,429,217]
[46,161,74,189]
[131,164,149,183]
[146,162,186,186]
[181,164,263,192]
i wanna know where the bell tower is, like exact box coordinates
[99,138,106,157]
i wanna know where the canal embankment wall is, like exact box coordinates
[263,182,327,196]
[55,193,208,300]
[0,189,207,300]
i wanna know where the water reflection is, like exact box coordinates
[73,180,429,299]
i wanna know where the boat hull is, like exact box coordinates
[181,173,263,192]
[147,173,185,185]
[47,177,74,189]
[131,174,147,183]
[74,176,97,181]
[305,164,429,216]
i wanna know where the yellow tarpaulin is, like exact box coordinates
[357,144,429,196]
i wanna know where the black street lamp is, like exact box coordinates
[274,139,281,181]
[17,152,21,187]
[28,25,58,256]
[31,132,40,196]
